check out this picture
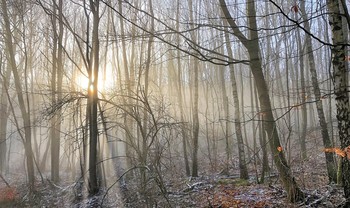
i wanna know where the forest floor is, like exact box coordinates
[0,155,345,208]
[0,153,347,207]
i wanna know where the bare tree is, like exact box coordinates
[220,0,304,202]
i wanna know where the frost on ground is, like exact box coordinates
[0,154,347,207]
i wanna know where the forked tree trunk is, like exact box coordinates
[220,0,304,202]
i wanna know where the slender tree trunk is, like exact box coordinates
[300,1,337,182]
[0,63,11,173]
[296,23,307,160]
[175,0,190,176]
[223,27,249,179]
[140,0,155,196]
[88,0,100,195]
[50,0,64,183]
[117,0,134,175]
[188,0,200,177]
[255,82,269,182]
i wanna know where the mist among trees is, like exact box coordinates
[0,0,349,207]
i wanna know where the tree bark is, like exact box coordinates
[88,0,100,195]
[327,0,350,204]
[188,0,200,177]
[50,0,64,183]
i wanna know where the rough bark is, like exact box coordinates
[327,0,350,204]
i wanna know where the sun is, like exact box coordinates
[75,63,115,93]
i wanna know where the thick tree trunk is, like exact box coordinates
[327,0,350,204]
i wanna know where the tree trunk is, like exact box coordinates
[327,0,350,204]
[0,61,11,173]
[223,27,249,179]
[51,0,64,183]
[88,0,100,195]
[117,0,134,175]
[188,0,200,177]
[220,0,304,202]
[300,1,337,182]
[176,0,190,176]
[296,21,307,160]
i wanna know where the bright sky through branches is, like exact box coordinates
[75,63,115,93]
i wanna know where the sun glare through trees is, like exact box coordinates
[75,63,115,95]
